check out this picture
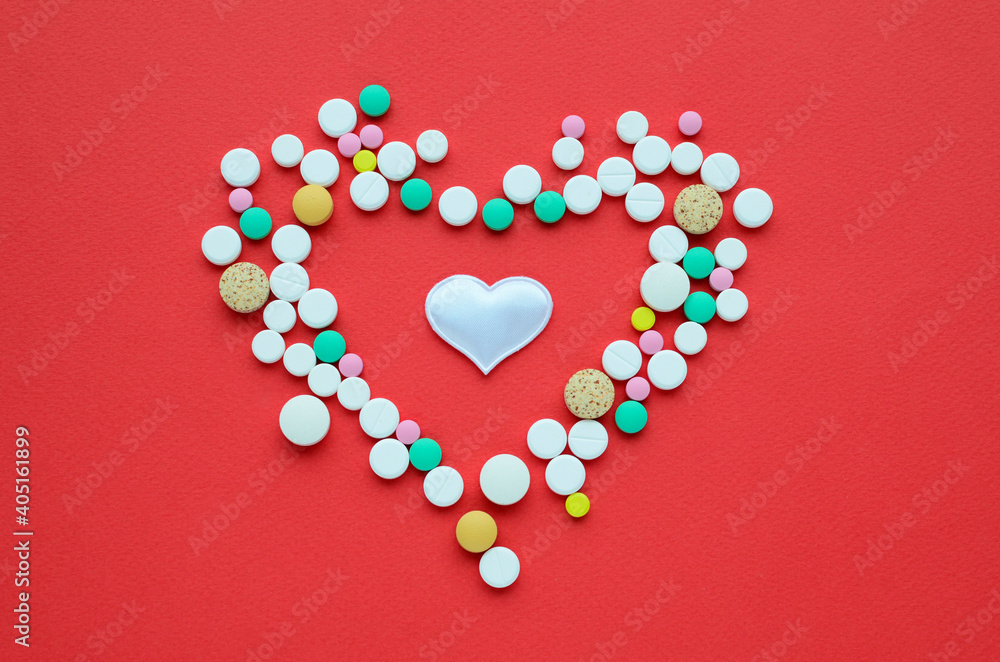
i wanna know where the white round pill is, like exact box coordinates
[424,465,464,507]
[670,142,703,176]
[717,288,749,322]
[263,300,296,333]
[480,454,530,506]
[271,134,304,168]
[416,130,448,163]
[701,152,740,192]
[602,339,642,381]
[271,224,312,263]
[545,454,586,495]
[552,136,584,170]
[597,157,636,197]
[438,186,478,226]
[300,149,340,187]
[350,171,390,211]
[337,376,370,411]
[632,135,671,175]
[674,322,707,355]
[369,438,409,479]
[377,141,416,182]
[270,262,310,302]
[526,419,567,460]
[647,350,687,390]
[563,175,602,215]
[359,398,400,439]
[648,225,689,263]
[251,329,285,364]
[307,363,341,397]
[625,182,664,223]
[318,98,357,138]
[220,148,260,188]
[715,238,747,270]
[503,165,542,204]
[283,342,316,377]
[480,546,520,589]
[279,394,330,447]
[567,420,608,461]
[297,288,338,329]
[616,111,648,144]
[640,262,690,312]
[733,188,773,228]
[201,226,242,266]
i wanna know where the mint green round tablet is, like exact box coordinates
[401,178,432,211]
[409,438,441,471]
[239,207,271,240]
[683,291,716,324]
[683,247,715,279]
[359,85,390,117]
[313,330,346,363]
[534,191,566,223]
[615,401,647,434]
[482,198,514,231]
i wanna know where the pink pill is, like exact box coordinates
[626,377,650,401]
[709,267,734,292]
[639,330,663,355]
[337,133,362,158]
[396,420,420,445]
[359,124,383,149]
[338,353,363,377]
[561,115,585,139]
[229,188,252,213]
[678,111,702,136]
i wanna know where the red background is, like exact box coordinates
[3,0,999,660]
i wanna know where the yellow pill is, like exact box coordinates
[631,306,656,331]
[292,184,333,227]
[353,149,377,173]
[456,510,497,553]
[566,492,590,518]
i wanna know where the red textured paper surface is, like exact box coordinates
[2,1,999,660]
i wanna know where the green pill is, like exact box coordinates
[683,247,715,279]
[401,178,432,211]
[482,198,514,231]
[409,438,442,471]
[534,191,566,223]
[239,207,271,240]
[313,330,346,363]
[615,401,647,434]
[359,84,390,117]
[683,291,716,324]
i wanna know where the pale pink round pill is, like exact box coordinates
[626,376,650,401]
[561,115,585,139]
[396,420,420,445]
[710,267,734,292]
[678,111,702,136]
[338,133,362,158]
[639,330,664,355]
[359,124,383,149]
[229,188,252,213]
[339,353,363,377]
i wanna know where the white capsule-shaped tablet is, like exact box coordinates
[252,329,285,364]
[715,238,747,270]
[369,438,409,479]
[632,135,672,175]
[416,130,448,163]
[552,136,584,170]
[648,225,689,263]
[263,300,296,333]
[480,546,520,589]
[700,152,740,192]
[526,418,567,460]
[279,394,330,447]
[616,111,648,144]
[359,397,400,439]
[602,339,642,381]
[271,224,312,263]
[647,350,687,390]
[337,376,370,411]
[503,165,542,204]
[283,342,316,377]
[220,148,260,188]
[563,175,602,215]
[480,454,530,506]
[438,186,478,226]
[307,363,341,397]
[297,288,338,329]
[625,182,665,223]
[674,321,707,355]
[717,288,749,322]
[270,262,310,302]
[424,465,464,507]
[300,149,340,187]
[350,171,390,211]
[545,454,586,495]
[567,420,608,461]
[271,134,304,168]
[318,98,357,138]
[733,188,773,228]
[640,262,690,312]
[597,157,636,197]
[201,225,242,266]
[670,142,703,176]
[377,141,416,181]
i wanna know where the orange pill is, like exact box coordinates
[456,511,497,553]
[292,184,333,226]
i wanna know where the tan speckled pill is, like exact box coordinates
[673,184,723,235]
[564,369,615,419]
[219,262,269,313]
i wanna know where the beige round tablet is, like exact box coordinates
[564,369,615,419]
[673,184,723,235]
[219,262,270,313]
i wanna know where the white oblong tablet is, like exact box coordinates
[717,288,749,322]
[307,363,341,397]
[597,156,636,197]
[563,175,602,215]
[480,454,530,506]
[625,182,664,223]
[647,350,687,390]
[350,171,390,211]
[545,454,586,495]
[552,136,584,170]
[715,237,747,270]
[270,262,310,302]
[318,98,357,138]
[674,321,707,355]
[369,438,409,479]
[201,225,242,266]
[701,152,740,192]
[271,134,304,167]
[271,224,312,263]
[279,394,330,447]
[733,188,773,228]
[283,342,316,377]
[377,141,417,182]
[649,225,689,263]
[297,288,338,329]
[221,148,260,188]
[640,262,690,312]
[632,135,672,175]
[300,149,340,187]
[359,398,400,439]
[480,546,520,589]
[416,130,448,163]
[424,465,464,507]
[263,300,296,333]
[337,376,370,411]
[438,186,478,226]
[671,142,703,176]
[526,419,567,460]
[252,329,285,364]
[602,339,642,381]
[567,420,608,461]
[616,111,648,144]
[503,164,542,204]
